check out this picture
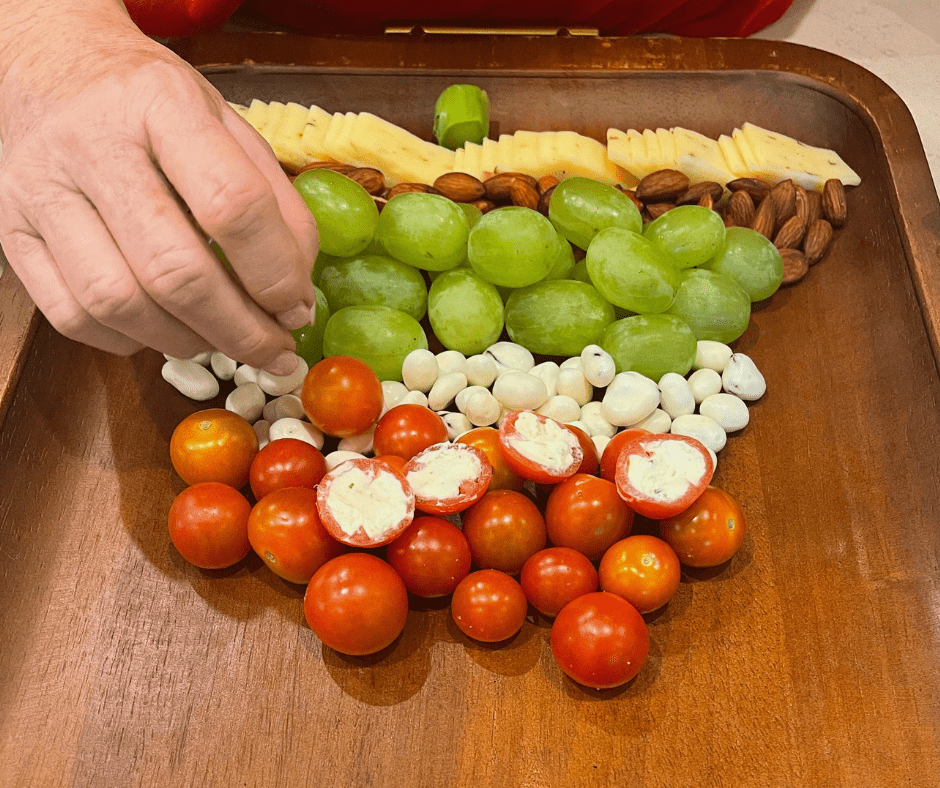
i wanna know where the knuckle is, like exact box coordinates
[220,327,278,367]
[43,297,97,343]
[139,244,213,308]
[196,174,272,238]
[76,273,142,325]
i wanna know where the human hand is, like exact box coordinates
[0,2,318,374]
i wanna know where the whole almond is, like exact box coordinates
[727,177,773,204]
[619,188,643,211]
[725,190,755,227]
[470,198,496,214]
[484,172,538,202]
[803,219,834,264]
[433,172,486,203]
[697,192,715,211]
[386,182,430,200]
[768,179,797,229]
[780,248,809,285]
[794,184,810,224]
[806,190,823,226]
[751,198,776,239]
[373,196,388,213]
[677,181,723,206]
[296,160,356,176]
[537,185,555,216]
[646,202,675,220]
[822,179,847,227]
[509,180,540,210]
[774,215,806,250]
[347,167,386,195]
[538,175,560,193]
[636,169,690,203]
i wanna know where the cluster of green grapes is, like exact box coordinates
[290,169,784,382]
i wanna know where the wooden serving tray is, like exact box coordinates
[1,34,939,788]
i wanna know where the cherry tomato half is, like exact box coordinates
[659,486,747,567]
[170,409,258,489]
[567,425,599,476]
[461,489,547,575]
[304,553,409,655]
[168,482,252,569]
[520,547,598,618]
[550,592,650,689]
[402,442,491,515]
[451,570,528,643]
[599,428,650,483]
[386,516,471,597]
[545,474,633,562]
[249,438,327,500]
[373,404,448,461]
[498,410,582,485]
[456,427,524,492]
[301,355,383,438]
[599,535,681,613]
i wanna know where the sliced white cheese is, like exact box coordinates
[348,112,455,185]
[495,133,516,173]
[482,137,500,178]
[552,130,635,186]
[672,127,737,186]
[607,128,660,180]
[263,101,311,170]
[718,134,749,177]
[461,142,484,180]
[511,130,546,177]
[299,104,335,161]
[731,128,780,182]
[244,99,270,134]
[655,128,677,167]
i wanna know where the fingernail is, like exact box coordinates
[264,351,298,377]
[277,303,311,331]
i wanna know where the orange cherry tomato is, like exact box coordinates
[301,355,383,437]
[659,486,747,567]
[599,428,650,483]
[451,570,528,643]
[168,482,252,569]
[544,474,633,562]
[249,438,327,500]
[374,454,408,473]
[599,535,681,613]
[170,408,259,489]
[373,404,448,461]
[456,427,524,492]
[461,489,547,575]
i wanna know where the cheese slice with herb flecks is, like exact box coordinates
[671,127,737,186]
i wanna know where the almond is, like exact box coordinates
[509,180,540,210]
[803,219,834,264]
[636,169,689,203]
[822,179,847,227]
[347,167,386,195]
[780,248,809,285]
[537,185,555,216]
[794,184,810,225]
[768,179,797,229]
[296,161,356,176]
[470,198,496,214]
[697,192,714,211]
[774,215,806,250]
[433,172,486,203]
[727,177,773,204]
[646,202,675,220]
[751,198,776,239]
[677,181,723,206]
[385,182,430,200]
[484,172,538,202]
[805,190,823,226]
[725,190,755,228]
[538,175,560,193]
[373,196,388,213]
[619,188,643,211]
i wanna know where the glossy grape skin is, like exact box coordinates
[666,268,752,343]
[703,226,785,302]
[323,305,428,382]
[318,254,428,321]
[544,232,577,281]
[428,268,505,355]
[291,286,330,367]
[459,202,484,229]
[377,192,470,272]
[549,177,642,250]
[643,205,726,269]
[571,259,592,285]
[505,280,616,357]
[293,169,379,257]
[467,207,557,288]
[586,227,680,314]
[601,314,697,380]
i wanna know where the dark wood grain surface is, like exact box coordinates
[1,35,939,788]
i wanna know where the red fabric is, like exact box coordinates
[669,0,795,37]
[125,0,243,37]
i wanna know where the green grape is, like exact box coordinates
[544,232,576,281]
[467,206,557,288]
[703,226,784,302]
[312,250,344,286]
[323,305,428,382]
[428,269,504,354]
[317,253,428,321]
[570,258,592,285]
[377,192,470,271]
[601,314,697,380]
[548,176,642,250]
[291,286,330,367]
[459,202,484,229]
[586,227,679,314]
[361,235,387,256]
[293,169,378,257]
[505,280,615,357]
[643,205,726,269]
[666,268,751,343]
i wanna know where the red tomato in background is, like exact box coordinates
[451,570,528,643]
[545,474,633,562]
[567,425,599,476]
[550,592,650,689]
[599,535,681,614]
[247,487,345,584]
[168,482,252,569]
[373,404,448,461]
[498,410,582,485]
[249,438,327,500]
[461,489,547,575]
[301,356,383,437]
[455,427,524,491]
[599,428,650,483]
[304,553,409,655]
[520,548,598,618]
[170,408,258,489]
[386,516,471,597]
[374,454,408,473]
[660,486,747,567]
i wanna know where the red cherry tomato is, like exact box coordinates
[599,428,650,483]
[375,454,408,473]
[386,516,471,597]
[170,408,258,489]
[599,535,681,613]
[301,356,383,437]
[402,442,491,515]
[373,404,448,461]
[451,570,528,643]
[456,426,525,492]
[168,482,252,569]
[566,425,599,476]
[550,592,650,689]
[614,433,714,519]
[249,438,327,500]
[498,410,582,484]
[659,486,747,567]
[316,458,415,547]
[247,487,345,584]
[520,547,598,618]
[461,489,547,575]
[545,474,634,562]
[304,553,409,655]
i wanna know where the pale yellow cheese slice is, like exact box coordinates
[606,128,660,180]
[299,105,335,161]
[511,130,548,177]
[671,127,737,186]
[228,102,249,118]
[461,142,484,180]
[452,146,467,174]
[262,102,312,170]
[731,128,779,182]
[650,129,671,167]
[348,112,455,185]
[718,134,748,177]
[244,99,270,134]
[495,134,516,173]
[481,137,500,178]
[551,131,636,186]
